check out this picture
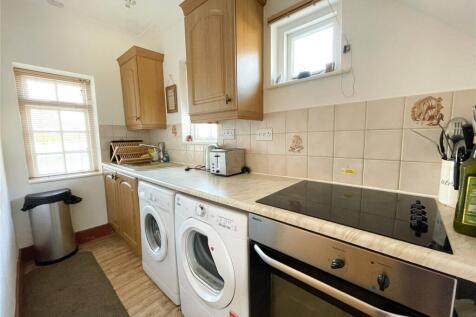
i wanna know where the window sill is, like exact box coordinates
[266,68,350,90]
[28,171,103,184]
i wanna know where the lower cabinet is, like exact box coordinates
[103,171,141,256]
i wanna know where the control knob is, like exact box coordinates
[196,204,206,217]
[330,259,345,269]
[377,273,390,291]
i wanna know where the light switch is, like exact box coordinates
[223,128,235,140]
[256,128,273,141]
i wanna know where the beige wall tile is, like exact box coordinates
[224,139,237,148]
[265,112,286,133]
[308,157,333,181]
[286,133,308,155]
[250,137,267,154]
[185,150,194,164]
[401,129,441,163]
[363,160,400,190]
[236,135,251,151]
[112,125,127,139]
[333,158,363,185]
[286,156,308,178]
[364,130,402,160]
[99,125,113,138]
[400,161,440,195]
[308,105,334,132]
[403,92,453,129]
[452,89,476,122]
[235,120,251,135]
[286,109,308,132]
[308,132,333,157]
[193,151,205,165]
[268,155,286,176]
[250,118,267,133]
[267,133,286,155]
[222,120,236,129]
[246,153,268,174]
[335,102,366,131]
[366,97,404,129]
[334,131,364,158]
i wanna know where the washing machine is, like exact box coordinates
[175,194,249,317]
[138,181,180,305]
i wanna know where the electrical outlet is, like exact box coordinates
[223,128,235,140]
[256,128,273,141]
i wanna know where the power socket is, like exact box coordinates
[256,128,273,141]
[223,128,235,140]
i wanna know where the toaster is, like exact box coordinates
[209,148,245,176]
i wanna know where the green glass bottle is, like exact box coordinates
[454,147,476,237]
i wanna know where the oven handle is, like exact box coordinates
[253,244,408,317]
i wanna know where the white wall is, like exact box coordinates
[0,0,157,248]
[0,0,19,315]
[263,0,476,112]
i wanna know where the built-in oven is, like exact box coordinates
[249,214,459,317]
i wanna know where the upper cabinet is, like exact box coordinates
[117,46,166,130]
[180,0,266,123]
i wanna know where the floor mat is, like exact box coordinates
[22,251,129,317]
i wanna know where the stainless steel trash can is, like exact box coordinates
[22,189,82,265]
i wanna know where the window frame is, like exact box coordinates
[270,0,343,86]
[14,65,101,182]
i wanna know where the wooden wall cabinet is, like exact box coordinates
[117,46,166,130]
[103,171,141,256]
[180,0,266,123]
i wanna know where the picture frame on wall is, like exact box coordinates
[166,84,178,113]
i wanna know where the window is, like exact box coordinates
[191,123,218,144]
[14,67,99,180]
[181,114,218,144]
[270,0,342,85]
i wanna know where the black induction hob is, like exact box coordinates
[256,181,453,254]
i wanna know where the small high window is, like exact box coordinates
[270,0,342,85]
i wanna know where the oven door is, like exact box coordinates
[250,242,426,317]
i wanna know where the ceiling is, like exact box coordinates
[41,0,183,36]
[36,0,475,38]
[398,0,476,37]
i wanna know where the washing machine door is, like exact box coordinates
[142,205,168,262]
[178,218,235,309]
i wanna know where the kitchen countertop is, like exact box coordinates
[103,162,476,283]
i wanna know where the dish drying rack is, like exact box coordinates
[110,140,152,165]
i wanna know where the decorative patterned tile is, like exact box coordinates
[286,133,308,156]
[403,92,453,129]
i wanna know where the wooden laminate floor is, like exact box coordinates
[25,233,182,317]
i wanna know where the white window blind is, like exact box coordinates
[14,68,99,179]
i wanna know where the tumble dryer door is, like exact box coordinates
[142,205,168,262]
[178,218,235,309]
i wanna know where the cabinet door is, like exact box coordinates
[136,56,166,128]
[120,57,141,128]
[116,173,141,255]
[185,0,236,115]
[104,172,119,232]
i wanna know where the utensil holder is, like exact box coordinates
[438,159,459,207]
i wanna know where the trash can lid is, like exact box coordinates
[21,188,82,211]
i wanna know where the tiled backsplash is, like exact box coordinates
[106,89,476,196]
[98,125,151,162]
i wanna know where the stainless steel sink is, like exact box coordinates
[115,161,181,171]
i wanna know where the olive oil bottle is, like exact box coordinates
[454,147,476,237]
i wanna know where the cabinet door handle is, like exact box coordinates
[135,116,141,121]
[225,94,232,104]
